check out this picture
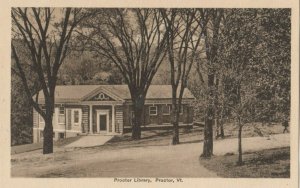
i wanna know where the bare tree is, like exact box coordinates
[161,9,208,145]
[11,8,87,154]
[78,9,168,139]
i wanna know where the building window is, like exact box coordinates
[59,106,65,115]
[168,106,183,115]
[58,106,65,124]
[74,110,79,124]
[39,115,45,123]
[40,130,55,139]
[40,130,44,138]
[162,105,171,115]
[39,105,46,123]
[180,106,183,114]
[149,106,157,116]
[58,133,65,139]
[71,109,81,127]
[99,93,105,99]
[130,111,135,125]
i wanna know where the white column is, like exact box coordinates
[112,105,115,133]
[89,105,93,134]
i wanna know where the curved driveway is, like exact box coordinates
[11,134,289,177]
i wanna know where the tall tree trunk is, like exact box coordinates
[43,116,53,154]
[132,96,144,140]
[219,110,225,138]
[220,118,225,138]
[171,102,180,145]
[201,9,223,158]
[132,111,142,140]
[237,118,243,165]
[215,77,220,139]
[201,73,214,158]
[202,112,214,157]
[171,83,180,145]
[172,121,179,145]
[215,119,218,137]
[215,118,220,139]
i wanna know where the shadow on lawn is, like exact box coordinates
[87,128,204,152]
[108,127,201,143]
[200,147,290,178]
[180,139,203,145]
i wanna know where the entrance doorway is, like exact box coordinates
[96,110,109,133]
[99,114,107,131]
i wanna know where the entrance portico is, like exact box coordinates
[79,87,124,135]
[82,102,122,135]
[82,103,122,135]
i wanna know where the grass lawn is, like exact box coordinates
[11,136,82,154]
[200,147,290,178]
[106,126,201,148]
[222,122,286,138]
[104,122,285,149]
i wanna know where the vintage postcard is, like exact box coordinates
[0,0,299,188]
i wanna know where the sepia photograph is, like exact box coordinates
[9,7,293,179]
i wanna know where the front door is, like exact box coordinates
[99,114,107,131]
[96,110,110,133]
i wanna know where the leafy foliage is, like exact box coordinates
[214,9,290,164]
[199,9,291,125]
[57,51,124,85]
[11,75,33,145]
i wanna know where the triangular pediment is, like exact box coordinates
[81,87,124,102]
[88,92,115,101]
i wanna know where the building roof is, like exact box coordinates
[35,85,195,103]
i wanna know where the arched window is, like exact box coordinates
[99,93,105,99]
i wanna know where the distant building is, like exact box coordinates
[33,85,195,143]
